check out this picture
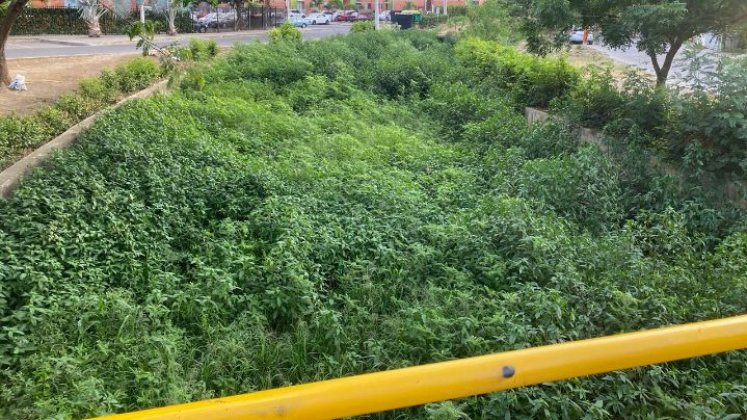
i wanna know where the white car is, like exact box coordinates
[569,29,593,45]
[378,10,392,21]
[307,13,331,25]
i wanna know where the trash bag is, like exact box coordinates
[8,74,27,91]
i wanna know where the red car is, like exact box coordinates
[336,11,357,21]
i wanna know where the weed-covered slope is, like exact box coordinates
[1,32,746,418]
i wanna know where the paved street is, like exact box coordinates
[589,38,743,87]
[6,23,350,59]
[589,42,691,85]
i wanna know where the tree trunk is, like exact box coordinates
[87,15,102,37]
[0,49,9,86]
[650,40,683,87]
[1,0,29,85]
[168,8,178,35]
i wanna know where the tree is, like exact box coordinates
[513,0,747,86]
[157,0,193,35]
[78,0,110,37]
[0,0,29,85]
[326,0,342,10]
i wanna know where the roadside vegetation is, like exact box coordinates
[1,23,746,418]
[0,38,217,171]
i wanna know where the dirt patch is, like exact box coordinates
[1,55,133,117]
[564,46,630,74]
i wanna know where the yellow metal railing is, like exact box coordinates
[95,315,747,420]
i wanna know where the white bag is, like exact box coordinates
[8,74,27,91]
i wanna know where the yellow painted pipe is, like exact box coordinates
[95,315,747,420]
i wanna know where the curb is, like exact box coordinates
[0,79,169,199]
[32,37,94,47]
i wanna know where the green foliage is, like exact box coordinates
[0,58,162,170]
[421,14,447,28]
[188,38,219,61]
[511,0,747,84]
[268,22,302,44]
[113,57,160,93]
[455,37,579,108]
[552,65,624,129]
[1,29,747,420]
[351,20,375,32]
[459,0,519,43]
[10,7,194,36]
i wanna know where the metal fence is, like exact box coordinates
[10,5,286,36]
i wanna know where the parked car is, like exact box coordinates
[193,12,236,32]
[353,13,371,21]
[307,13,330,24]
[288,9,305,19]
[291,17,309,28]
[569,28,593,44]
[336,11,357,21]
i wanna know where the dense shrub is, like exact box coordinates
[113,57,161,93]
[215,42,312,85]
[268,21,301,44]
[552,65,624,128]
[1,29,746,420]
[421,14,448,28]
[455,37,579,108]
[0,57,162,170]
[350,20,375,32]
[188,38,219,61]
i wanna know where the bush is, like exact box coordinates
[78,78,118,104]
[350,20,375,32]
[268,22,301,44]
[188,38,219,61]
[217,42,313,86]
[0,57,162,171]
[113,57,160,93]
[552,64,624,128]
[421,14,448,28]
[455,37,579,108]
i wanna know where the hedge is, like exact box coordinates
[10,8,194,36]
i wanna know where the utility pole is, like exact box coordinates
[375,0,380,30]
[442,0,447,16]
[286,0,291,21]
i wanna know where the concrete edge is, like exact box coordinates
[524,106,747,209]
[0,79,169,199]
[32,37,94,47]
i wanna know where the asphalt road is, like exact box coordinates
[589,42,691,85]
[6,24,350,59]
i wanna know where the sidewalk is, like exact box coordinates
[9,30,271,48]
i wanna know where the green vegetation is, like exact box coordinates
[351,20,375,32]
[0,58,160,170]
[8,7,194,36]
[551,52,747,184]
[511,0,747,85]
[1,29,746,419]
[268,22,302,44]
